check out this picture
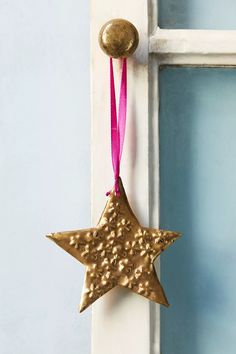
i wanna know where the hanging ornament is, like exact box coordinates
[47,19,181,313]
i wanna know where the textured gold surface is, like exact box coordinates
[47,179,181,312]
[99,19,139,58]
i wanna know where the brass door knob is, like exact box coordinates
[99,19,139,58]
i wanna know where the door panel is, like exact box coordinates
[159,0,236,29]
[160,68,236,354]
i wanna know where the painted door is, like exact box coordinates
[91,1,236,354]
[2,1,236,354]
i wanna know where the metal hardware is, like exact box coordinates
[99,19,139,58]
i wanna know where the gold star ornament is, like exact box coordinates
[47,178,181,312]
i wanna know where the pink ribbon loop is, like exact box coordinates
[106,57,127,197]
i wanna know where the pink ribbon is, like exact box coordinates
[106,57,127,197]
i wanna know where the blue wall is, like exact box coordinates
[160,68,236,354]
[0,1,90,353]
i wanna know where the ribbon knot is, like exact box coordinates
[107,57,127,197]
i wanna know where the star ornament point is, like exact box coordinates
[47,178,181,313]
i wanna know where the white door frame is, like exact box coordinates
[90,1,236,353]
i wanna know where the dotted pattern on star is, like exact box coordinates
[47,179,181,312]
